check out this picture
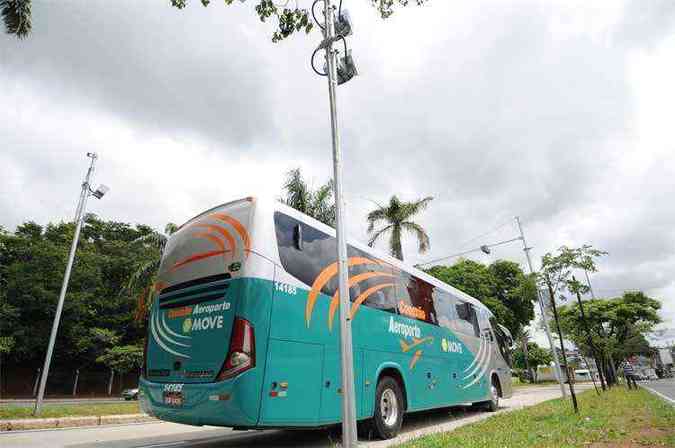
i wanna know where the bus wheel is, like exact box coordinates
[484,377,500,412]
[372,376,404,439]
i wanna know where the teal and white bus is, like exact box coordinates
[140,197,513,439]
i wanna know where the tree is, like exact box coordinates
[3,0,427,40]
[558,291,661,370]
[126,223,178,323]
[0,0,31,38]
[367,195,432,261]
[96,345,144,374]
[280,168,336,227]
[0,216,159,371]
[539,244,608,388]
[513,341,552,382]
[425,259,536,338]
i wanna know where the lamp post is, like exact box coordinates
[515,217,568,399]
[33,153,108,415]
[312,1,358,445]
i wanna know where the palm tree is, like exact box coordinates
[128,223,178,322]
[1,0,32,38]
[366,195,433,261]
[280,168,336,227]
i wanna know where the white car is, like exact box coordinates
[122,388,139,400]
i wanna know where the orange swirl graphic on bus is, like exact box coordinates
[399,336,434,369]
[170,213,250,272]
[327,272,396,330]
[306,257,394,328]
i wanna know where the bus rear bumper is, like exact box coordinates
[139,374,258,427]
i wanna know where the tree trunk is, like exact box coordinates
[521,335,535,383]
[546,281,579,413]
[72,369,80,397]
[107,369,114,396]
[608,353,618,387]
[32,368,41,397]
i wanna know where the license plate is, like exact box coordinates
[163,391,183,406]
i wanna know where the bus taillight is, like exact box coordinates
[217,317,256,381]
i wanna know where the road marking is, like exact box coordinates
[639,383,675,406]
[136,442,186,448]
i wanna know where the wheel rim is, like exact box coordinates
[491,383,499,405]
[380,388,398,427]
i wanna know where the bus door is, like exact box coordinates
[259,269,322,426]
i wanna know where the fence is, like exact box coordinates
[0,363,140,399]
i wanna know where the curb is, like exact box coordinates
[0,414,155,432]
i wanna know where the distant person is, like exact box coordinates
[622,360,637,390]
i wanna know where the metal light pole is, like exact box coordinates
[34,153,103,415]
[323,1,358,445]
[515,216,567,398]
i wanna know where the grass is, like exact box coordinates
[398,387,675,448]
[0,402,140,420]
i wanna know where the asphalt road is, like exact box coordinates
[1,385,587,448]
[641,378,675,404]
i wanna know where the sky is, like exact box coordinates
[1,0,674,345]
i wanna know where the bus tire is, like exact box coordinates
[372,376,404,439]
[482,376,500,412]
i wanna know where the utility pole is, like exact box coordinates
[34,153,107,415]
[323,1,358,445]
[515,216,567,398]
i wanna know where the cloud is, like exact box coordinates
[1,0,674,331]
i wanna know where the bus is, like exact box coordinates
[139,197,514,439]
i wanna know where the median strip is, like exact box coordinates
[0,413,155,431]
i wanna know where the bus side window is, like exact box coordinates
[454,301,479,337]
[347,247,397,313]
[433,290,455,330]
[396,273,438,325]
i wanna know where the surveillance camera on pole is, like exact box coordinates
[310,1,358,446]
[34,153,109,415]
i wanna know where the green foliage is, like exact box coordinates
[96,344,144,373]
[280,167,336,227]
[539,244,607,298]
[367,195,432,261]
[4,0,427,40]
[425,259,536,336]
[0,0,31,38]
[0,215,163,368]
[513,342,552,371]
[558,291,661,364]
[125,223,177,323]
[0,336,15,354]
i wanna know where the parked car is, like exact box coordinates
[122,388,139,400]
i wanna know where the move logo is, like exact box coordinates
[182,315,225,334]
[441,338,463,354]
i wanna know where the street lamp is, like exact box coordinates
[310,1,358,446]
[33,153,108,415]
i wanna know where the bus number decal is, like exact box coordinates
[275,282,297,295]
